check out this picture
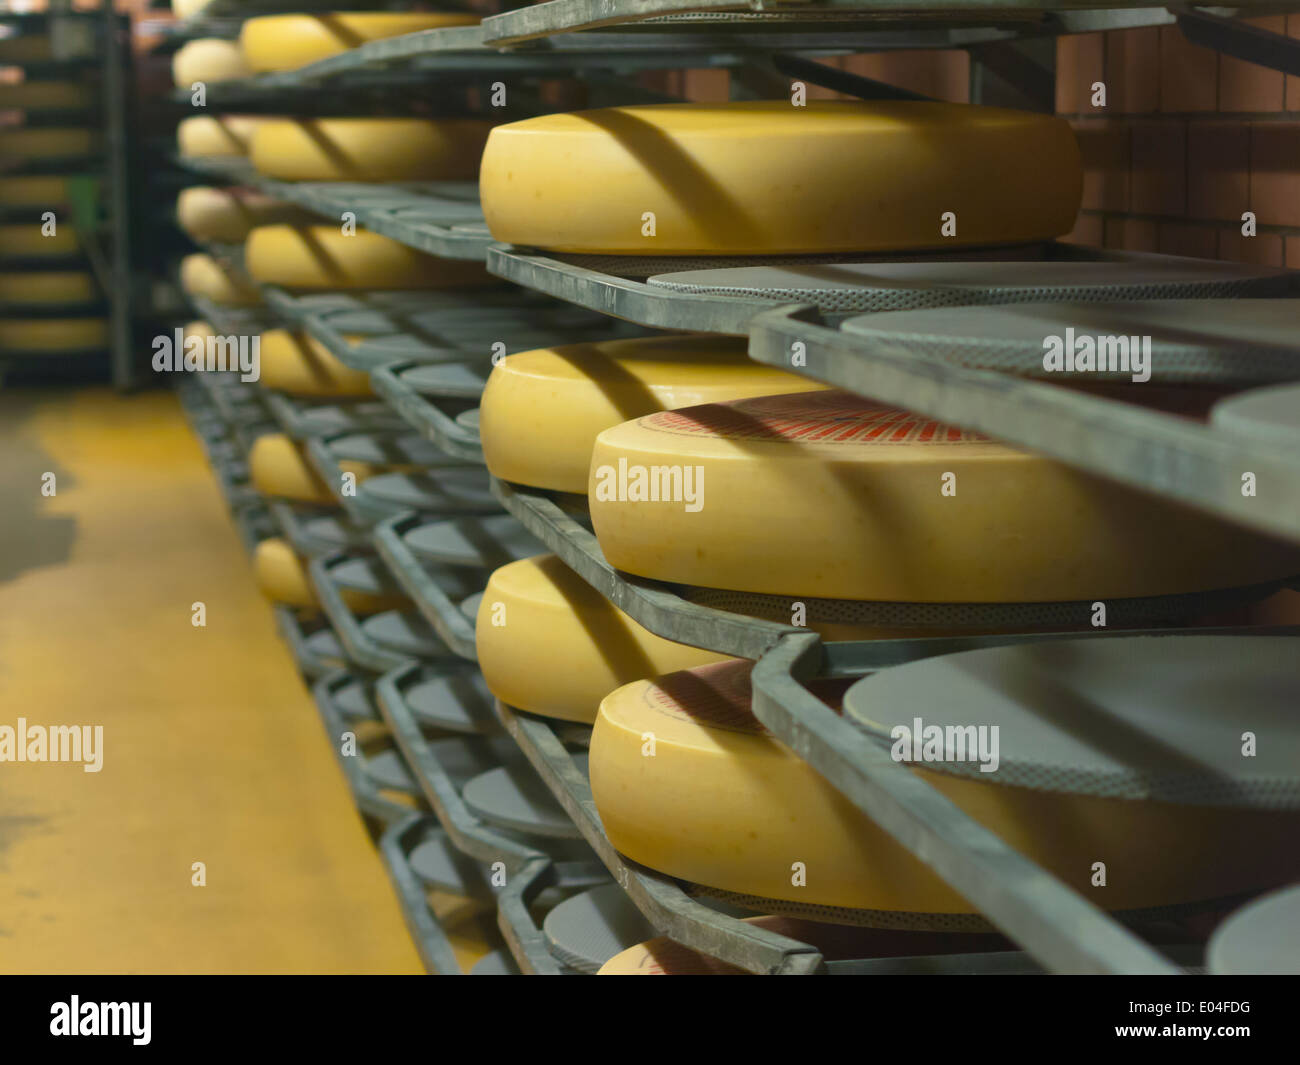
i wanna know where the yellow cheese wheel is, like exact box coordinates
[477,554,728,725]
[240,14,480,73]
[0,224,79,257]
[249,117,492,181]
[258,329,373,398]
[245,225,489,290]
[480,335,828,494]
[0,36,53,63]
[183,319,216,346]
[173,39,251,88]
[0,80,92,111]
[0,128,96,159]
[172,0,214,18]
[177,115,270,158]
[589,390,1300,602]
[480,101,1083,255]
[0,176,70,206]
[248,432,374,504]
[0,271,96,304]
[591,660,1300,915]
[179,252,261,306]
[254,536,404,614]
[0,317,107,352]
[176,186,314,244]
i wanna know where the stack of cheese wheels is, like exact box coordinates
[249,117,493,181]
[588,390,1300,604]
[257,329,373,398]
[176,187,315,244]
[239,13,479,72]
[0,176,71,207]
[0,81,92,111]
[0,272,96,305]
[0,223,79,257]
[254,537,403,614]
[248,432,376,505]
[176,115,272,159]
[478,335,827,494]
[0,318,108,353]
[592,648,1300,919]
[245,224,490,290]
[475,554,729,725]
[480,101,1082,255]
[0,128,97,160]
[179,252,261,306]
[172,38,250,87]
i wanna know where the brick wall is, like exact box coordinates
[1059,18,1300,268]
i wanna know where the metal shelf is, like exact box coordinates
[748,304,1300,545]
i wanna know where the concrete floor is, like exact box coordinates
[0,385,423,973]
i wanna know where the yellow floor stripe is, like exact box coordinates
[0,386,423,973]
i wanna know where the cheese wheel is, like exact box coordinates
[173,39,251,88]
[176,186,314,244]
[240,14,480,73]
[0,224,79,257]
[0,176,69,206]
[476,554,728,725]
[480,101,1082,255]
[0,271,96,304]
[177,115,269,158]
[183,319,216,346]
[171,0,213,18]
[0,81,92,111]
[179,252,261,306]
[245,225,489,290]
[254,536,404,614]
[589,390,1300,602]
[0,36,53,63]
[0,317,107,352]
[591,660,1300,914]
[0,128,96,159]
[248,432,375,504]
[249,117,492,181]
[479,335,827,494]
[258,329,373,397]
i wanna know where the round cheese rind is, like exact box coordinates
[179,252,261,306]
[0,224,79,257]
[248,432,375,504]
[0,271,96,304]
[0,177,70,206]
[479,335,827,494]
[239,14,479,73]
[258,329,373,398]
[0,317,107,352]
[480,100,1083,255]
[0,128,96,159]
[0,81,92,111]
[176,186,314,244]
[476,554,729,724]
[177,115,270,158]
[249,117,492,181]
[588,390,1300,602]
[254,537,404,613]
[591,660,1300,914]
[172,38,250,87]
[244,225,489,290]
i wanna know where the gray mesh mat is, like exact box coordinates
[542,884,657,974]
[646,257,1289,313]
[1212,382,1300,446]
[462,757,586,839]
[684,579,1285,630]
[840,299,1300,383]
[404,667,496,734]
[328,431,463,467]
[361,609,455,660]
[1207,885,1300,975]
[328,556,403,596]
[331,676,375,720]
[357,470,498,514]
[844,635,1300,808]
[399,361,491,399]
[367,748,417,793]
[403,514,543,569]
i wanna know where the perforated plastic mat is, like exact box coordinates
[1212,382,1300,446]
[404,514,544,569]
[542,884,658,973]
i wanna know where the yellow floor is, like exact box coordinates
[0,386,423,973]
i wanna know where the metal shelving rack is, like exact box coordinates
[164,0,1300,974]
